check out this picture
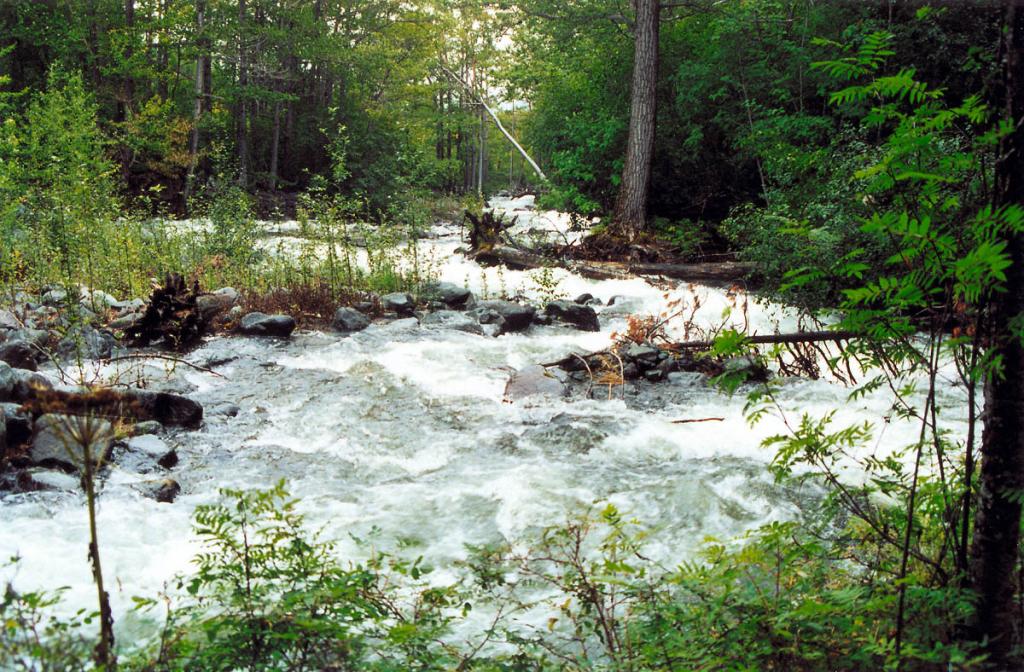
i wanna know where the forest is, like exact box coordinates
[2,0,1024,670]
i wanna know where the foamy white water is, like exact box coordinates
[0,195,970,648]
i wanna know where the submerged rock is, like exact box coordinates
[238,312,296,338]
[332,307,371,333]
[545,301,600,332]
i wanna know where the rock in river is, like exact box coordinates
[30,414,114,471]
[545,300,600,332]
[238,312,296,338]
[504,365,568,401]
[471,300,536,335]
[332,307,371,333]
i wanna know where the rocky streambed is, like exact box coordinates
[0,195,970,645]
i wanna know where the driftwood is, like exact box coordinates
[472,244,755,284]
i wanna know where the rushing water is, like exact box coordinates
[0,195,970,645]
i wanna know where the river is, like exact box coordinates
[0,195,970,647]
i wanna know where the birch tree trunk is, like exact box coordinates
[611,0,660,243]
[969,2,1024,665]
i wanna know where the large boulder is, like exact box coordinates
[30,413,114,471]
[381,292,416,316]
[471,300,536,335]
[238,312,295,338]
[504,365,568,401]
[332,307,371,333]
[545,301,600,332]
[425,282,475,310]
[421,310,484,335]
[123,389,204,429]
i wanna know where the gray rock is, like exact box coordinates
[197,287,240,322]
[31,414,114,470]
[0,309,20,331]
[238,312,295,338]
[0,362,14,400]
[0,340,39,371]
[353,301,375,313]
[574,293,594,305]
[545,301,600,332]
[210,402,240,417]
[425,282,474,309]
[109,312,143,330]
[126,434,171,458]
[140,478,181,503]
[624,344,661,364]
[421,310,484,335]
[504,365,568,401]
[57,326,115,361]
[111,298,145,314]
[41,288,68,306]
[0,406,5,455]
[80,289,119,312]
[471,300,536,335]
[381,292,415,316]
[332,307,371,333]
[7,369,54,401]
[9,329,49,349]
[25,468,79,491]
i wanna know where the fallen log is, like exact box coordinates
[472,245,756,284]
[671,330,858,350]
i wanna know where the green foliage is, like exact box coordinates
[1,564,95,671]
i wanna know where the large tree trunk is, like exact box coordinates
[969,3,1024,665]
[236,0,250,187]
[611,0,660,242]
[183,0,206,206]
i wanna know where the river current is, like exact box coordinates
[0,195,970,645]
